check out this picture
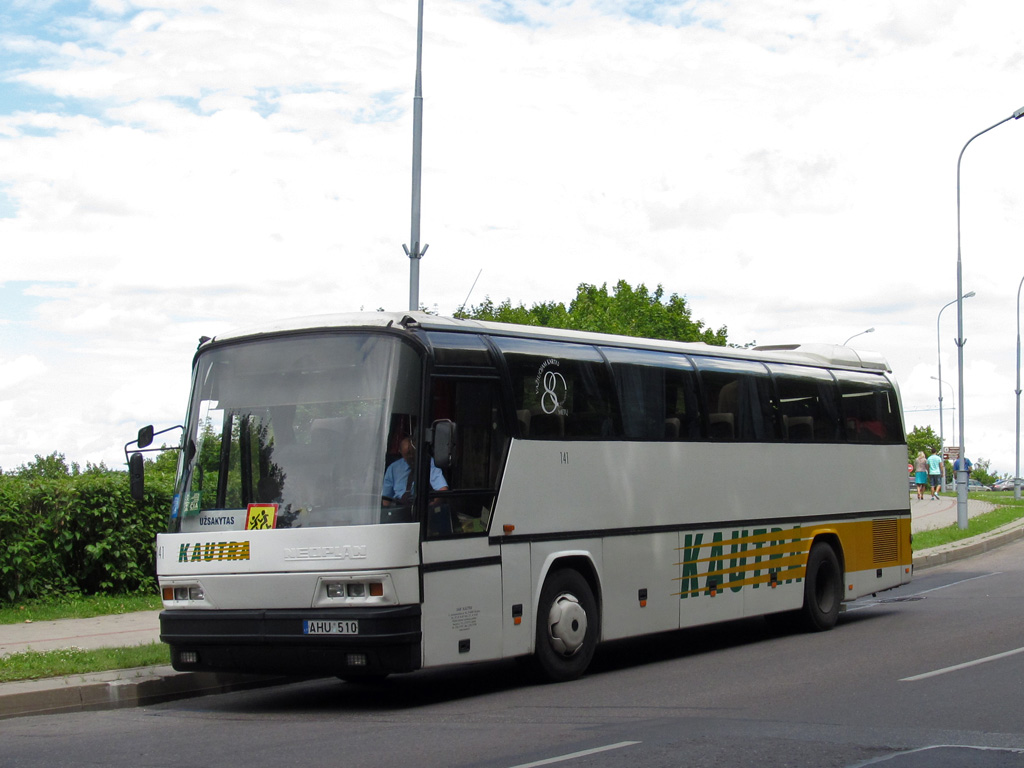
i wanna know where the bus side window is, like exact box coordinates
[602,348,701,441]
[497,338,620,440]
[768,364,842,443]
[695,358,777,442]
[835,371,902,444]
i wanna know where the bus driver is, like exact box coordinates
[382,437,448,506]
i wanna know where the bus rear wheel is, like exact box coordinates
[533,569,599,683]
[798,541,842,632]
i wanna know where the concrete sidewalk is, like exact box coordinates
[2,496,1022,720]
[0,610,161,657]
[909,493,995,533]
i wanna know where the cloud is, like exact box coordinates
[0,353,46,393]
[1,0,1024,474]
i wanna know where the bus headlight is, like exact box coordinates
[162,585,204,602]
[326,583,346,599]
[325,581,384,599]
[318,574,392,605]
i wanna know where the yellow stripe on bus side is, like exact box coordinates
[672,567,808,597]
[669,516,911,599]
[676,540,809,568]
[674,527,811,552]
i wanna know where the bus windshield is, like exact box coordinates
[170,332,422,533]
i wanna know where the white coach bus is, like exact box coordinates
[136,311,911,682]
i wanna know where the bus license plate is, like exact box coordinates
[303,620,359,635]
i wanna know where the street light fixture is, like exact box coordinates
[936,292,975,492]
[843,328,875,345]
[955,105,1024,528]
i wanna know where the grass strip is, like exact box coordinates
[913,494,1024,551]
[0,593,162,625]
[0,643,171,683]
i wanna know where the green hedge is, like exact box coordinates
[0,461,173,605]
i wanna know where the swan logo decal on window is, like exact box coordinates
[535,358,567,415]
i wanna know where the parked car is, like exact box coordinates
[992,478,1019,491]
[967,478,993,491]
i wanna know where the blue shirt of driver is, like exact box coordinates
[382,459,448,500]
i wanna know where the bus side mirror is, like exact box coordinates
[430,419,456,471]
[129,452,145,501]
[137,425,155,450]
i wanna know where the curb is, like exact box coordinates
[912,517,1024,570]
[0,665,293,721]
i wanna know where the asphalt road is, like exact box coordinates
[5,538,1024,768]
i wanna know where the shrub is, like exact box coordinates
[0,454,173,605]
[0,475,60,602]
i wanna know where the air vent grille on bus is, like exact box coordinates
[872,518,899,564]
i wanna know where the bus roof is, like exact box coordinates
[208,311,892,373]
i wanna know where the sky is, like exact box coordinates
[1,0,1024,478]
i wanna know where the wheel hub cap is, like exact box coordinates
[548,593,588,656]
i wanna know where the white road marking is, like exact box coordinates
[848,744,1024,766]
[901,646,1024,682]
[506,741,641,768]
[845,571,1002,612]
[911,571,1002,596]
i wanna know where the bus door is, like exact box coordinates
[419,372,510,668]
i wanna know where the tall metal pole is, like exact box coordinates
[955,105,1024,528]
[404,0,428,312]
[1016,274,1023,501]
[937,293,973,492]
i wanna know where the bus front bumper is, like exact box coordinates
[159,606,422,677]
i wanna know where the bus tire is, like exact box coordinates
[533,569,599,682]
[798,541,842,632]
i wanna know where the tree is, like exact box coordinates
[11,452,80,478]
[971,457,998,486]
[7,452,111,479]
[906,425,942,466]
[457,280,728,345]
[145,444,181,488]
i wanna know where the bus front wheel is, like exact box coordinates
[533,569,599,683]
[798,541,842,632]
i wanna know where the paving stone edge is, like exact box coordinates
[0,666,293,721]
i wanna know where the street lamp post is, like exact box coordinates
[1016,274,1024,501]
[937,292,974,492]
[843,328,875,345]
[404,0,428,312]
[955,105,1024,528]
[931,376,956,492]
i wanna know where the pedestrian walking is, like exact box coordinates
[913,451,928,500]
[927,449,942,499]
